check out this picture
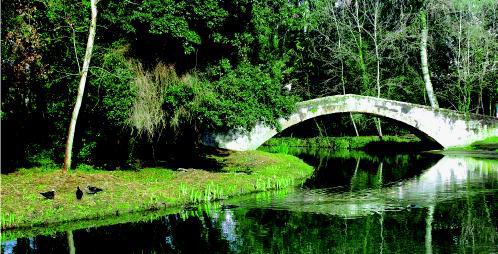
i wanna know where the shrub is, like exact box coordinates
[127,63,169,140]
[200,61,298,132]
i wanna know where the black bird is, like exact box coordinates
[76,186,83,200]
[40,189,55,199]
[86,185,103,194]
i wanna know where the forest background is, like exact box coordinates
[2,0,497,170]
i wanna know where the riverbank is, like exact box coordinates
[1,150,313,233]
[428,137,498,158]
[426,150,498,159]
[448,136,498,152]
[261,135,433,153]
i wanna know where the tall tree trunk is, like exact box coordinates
[331,5,359,136]
[350,113,359,136]
[420,10,439,109]
[67,231,76,254]
[63,0,98,172]
[354,1,381,138]
[373,0,383,139]
[425,204,434,254]
[354,1,369,90]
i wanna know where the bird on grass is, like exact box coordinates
[40,189,55,199]
[86,185,103,194]
[76,186,83,200]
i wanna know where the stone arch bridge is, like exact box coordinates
[202,94,498,151]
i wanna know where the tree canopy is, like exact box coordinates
[2,0,497,169]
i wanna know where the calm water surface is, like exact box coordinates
[2,148,497,253]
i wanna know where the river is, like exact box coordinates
[2,148,497,253]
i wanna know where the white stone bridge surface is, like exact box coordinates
[202,94,498,151]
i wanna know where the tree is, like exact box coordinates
[311,0,419,136]
[444,0,497,113]
[331,1,359,136]
[420,8,439,108]
[362,0,384,138]
[63,0,99,172]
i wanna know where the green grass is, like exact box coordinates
[262,135,423,152]
[1,150,313,233]
[2,187,299,241]
[446,136,498,152]
[470,137,498,151]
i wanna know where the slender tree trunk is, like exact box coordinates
[373,1,381,99]
[331,6,359,136]
[63,0,98,172]
[374,119,383,139]
[341,53,360,136]
[350,157,361,192]
[379,210,385,254]
[67,231,76,254]
[420,10,439,109]
[354,1,369,90]
[376,161,383,188]
[354,1,381,138]
[425,204,434,254]
[373,0,383,139]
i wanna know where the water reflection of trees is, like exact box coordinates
[3,191,496,254]
[299,149,441,190]
[432,193,497,253]
[2,157,497,253]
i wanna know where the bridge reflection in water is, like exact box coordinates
[234,153,497,254]
[2,154,496,253]
[242,155,498,217]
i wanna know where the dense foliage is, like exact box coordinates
[2,0,497,169]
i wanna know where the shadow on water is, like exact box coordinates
[2,150,497,253]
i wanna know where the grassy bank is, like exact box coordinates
[466,137,498,151]
[434,137,498,158]
[1,150,313,232]
[2,189,296,241]
[262,135,428,153]
[444,137,498,151]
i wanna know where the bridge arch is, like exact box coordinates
[202,95,498,151]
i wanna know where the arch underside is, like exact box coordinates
[273,109,443,147]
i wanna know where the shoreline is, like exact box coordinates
[261,135,435,153]
[262,136,498,158]
[1,150,313,239]
[425,149,498,159]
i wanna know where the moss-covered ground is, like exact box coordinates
[0,150,313,234]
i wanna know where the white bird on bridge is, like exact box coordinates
[283,83,292,92]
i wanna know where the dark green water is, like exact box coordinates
[2,149,497,253]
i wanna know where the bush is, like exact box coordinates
[160,60,299,136]
[208,61,298,131]
[91,43,136,128]
[127,62,169,139]
[27,150,58,169]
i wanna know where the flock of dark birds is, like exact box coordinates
[40,186,103,200]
